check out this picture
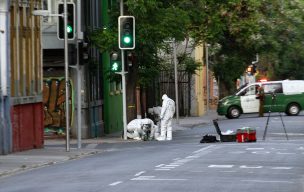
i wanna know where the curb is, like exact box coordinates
[0,148,101,178]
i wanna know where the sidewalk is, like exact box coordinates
[0,110,218,178]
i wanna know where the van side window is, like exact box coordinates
[263,83,283,94]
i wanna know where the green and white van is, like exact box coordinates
[217,80,304,119]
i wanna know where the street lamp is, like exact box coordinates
[33,1,70,152]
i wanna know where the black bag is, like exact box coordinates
[200,134,218,143]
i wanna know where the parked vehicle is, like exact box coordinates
[217,80,304,119]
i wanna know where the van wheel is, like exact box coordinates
[286,103,300,116]
[227,106,241,119]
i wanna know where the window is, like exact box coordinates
[263,83,283,94]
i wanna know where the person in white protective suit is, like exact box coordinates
[157,94,175,141]
[126,118,158,140]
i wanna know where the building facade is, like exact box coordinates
[0,0,44,154]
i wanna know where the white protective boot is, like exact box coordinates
[156,130,166,141]
[133,129,141,140]
[157,120,167,141]
[166,121,172,140]
[166,129,172,140]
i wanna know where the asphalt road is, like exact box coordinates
[0,114,303,192]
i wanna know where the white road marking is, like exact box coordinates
[193,145,215,154]
[241,180,294,184]
[186,155,200,159]
[109,181,122,186]
[246,148,264,150]
[276,152,296,155]
[252,151,270,154]
[208,165,234,168]
[136,176,155,178]
[229,151,246,154]
[240,165,263,169]
[163,164,178,167]
[131,176,187,181]
[155,168,171,171]
[271,167,293,170]
[175,159,192,163]
[271,148,287,151]
[155,164,165,168]
[162,166,176,169]
[135,171,146,176]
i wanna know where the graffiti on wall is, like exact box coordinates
[43,77,74,135]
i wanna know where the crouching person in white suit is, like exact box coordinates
[127,118,159,140]
[157,94,175,141]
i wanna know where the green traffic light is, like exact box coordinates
[112,62,119,71]
[67,25,73,33]
[123,36,131,44]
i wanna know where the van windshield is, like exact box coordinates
[235,83,248,94]
[236,84,259,96]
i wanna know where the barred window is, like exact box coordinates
[10,1,43,104]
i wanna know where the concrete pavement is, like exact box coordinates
[0,110,218,178]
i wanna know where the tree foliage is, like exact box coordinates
[89,0,304,97]
[257,1,304,81]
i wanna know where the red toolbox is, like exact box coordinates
[237,127,256,142]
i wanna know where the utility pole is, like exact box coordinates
[173,40,179,124]
[164,39,180,123]
[205,43,210,114]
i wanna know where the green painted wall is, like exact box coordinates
[102,0,123,134]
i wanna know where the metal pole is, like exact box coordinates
[205,43,209,114]
[64,0,70,152]
[173,40,179,124]
[120,0,127,140]
[0,29,4,155]
[76,0,82,149]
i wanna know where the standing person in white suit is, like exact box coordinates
[157,94,175,141]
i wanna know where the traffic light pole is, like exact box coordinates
[64,0,70,152]
[121,50,128,140]
[32,5,70,152]
[120,0,128,140]
[76,0,83,149]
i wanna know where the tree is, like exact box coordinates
[256,1,304,81]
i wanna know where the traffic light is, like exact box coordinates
[126,52,134,67]
[68,44,76,65]
[58,3,75,40]
[79,42,89,65]
[118,16,135,50]
[110,52,121,72]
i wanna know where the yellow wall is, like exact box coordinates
[194,45,206,116]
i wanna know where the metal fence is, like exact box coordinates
[159,70,191,117]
